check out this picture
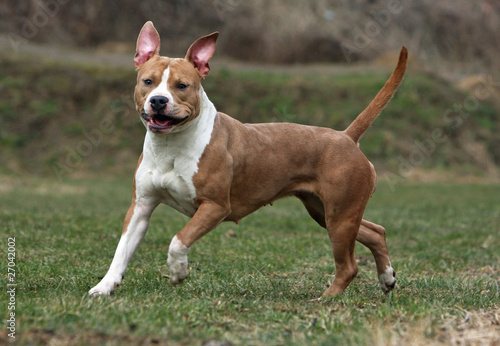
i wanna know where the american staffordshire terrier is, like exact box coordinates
[89,21,407,297]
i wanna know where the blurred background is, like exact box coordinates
[0,0,499,182]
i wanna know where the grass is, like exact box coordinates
[0,176,499,345]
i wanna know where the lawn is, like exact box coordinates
[1,176,499,345]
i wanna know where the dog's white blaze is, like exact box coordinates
[136,87,216,216]
[144,67,174,114]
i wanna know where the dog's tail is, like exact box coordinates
[344,46,408,143]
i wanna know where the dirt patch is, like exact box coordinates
[439,309,500,345]
[0,329,233,346]
[0,329,172,346]
[369,308,500,345]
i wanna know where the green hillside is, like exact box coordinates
[0,54,498,180]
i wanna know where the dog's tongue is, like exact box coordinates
[153,115,171,127]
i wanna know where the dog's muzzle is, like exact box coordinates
[141,111,189,133]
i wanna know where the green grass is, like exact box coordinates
[1,176,499,344]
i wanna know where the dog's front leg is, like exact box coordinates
[89,201,157,295]
[167,202,230,285]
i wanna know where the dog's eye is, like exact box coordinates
[177,83,188,90]
[143,79,153,86]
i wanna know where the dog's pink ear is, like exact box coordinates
[134,21,161,68]
[185,32,219,77]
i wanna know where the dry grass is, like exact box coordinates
[440,310,500,346]
[365,309,500,346]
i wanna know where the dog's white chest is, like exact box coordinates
[135,92,216,217]
[138,150,198,216]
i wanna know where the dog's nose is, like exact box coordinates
[150,96,169,112]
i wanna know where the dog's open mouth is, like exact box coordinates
[142,112,189,133]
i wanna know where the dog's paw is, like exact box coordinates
[167,257,189,285]
[167,235,190,285]
[88,278,120,296]
[379,266,396,293]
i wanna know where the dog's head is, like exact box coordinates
[133,21,218,134]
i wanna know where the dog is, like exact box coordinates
[89,21,407,297]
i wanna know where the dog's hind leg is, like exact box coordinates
[322,208,361,297]
[357,219,396,293]
[297,193,396,293]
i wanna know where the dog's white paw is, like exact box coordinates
[167,235,190,285]
[167,259,189,285]
[379,266,396,293]
[88,278,120,296]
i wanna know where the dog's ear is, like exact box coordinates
[185,32,219,77]
[134,21,161,68]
